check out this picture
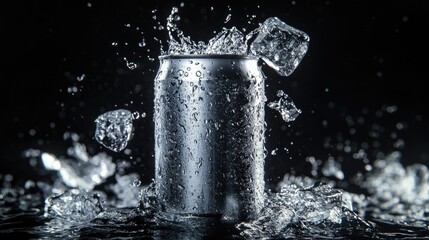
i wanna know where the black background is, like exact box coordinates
[1,0,428,186]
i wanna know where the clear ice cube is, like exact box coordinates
[268,90,302,122]
[238,182,346,237]
[95,109,133,152]
[250,17,309,76]
[44,189,104,223]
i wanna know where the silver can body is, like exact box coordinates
[154,55,265,220]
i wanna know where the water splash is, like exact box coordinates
[165,7,310,78]
[3,146,429,237]
[166,7,205,55]
[358,151,429,227]
[44,189,104,222]
[322,157,345,180]
[206,27,247,55]
[237,182,374,238]
[124,57,137,70]
[109,173,141,208]
[39,143,115,191]
[3,5,428,239]
[0,177,44,214]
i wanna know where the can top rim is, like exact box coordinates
[159,54,259,60]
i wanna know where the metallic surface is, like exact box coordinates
[154,55,265,220]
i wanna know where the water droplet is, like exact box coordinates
[77,73,86,81]
[271,148,278,155]
[224,14,232,23]
[124,58,137,70]
[29,129,36,136]
[132,111,140,119]
[138,37,146,47]
[132,179,141,187]
[226,94,231,102]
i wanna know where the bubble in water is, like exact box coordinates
[94,109,133,152]
[250,17,310,76]
[268,90,301,122]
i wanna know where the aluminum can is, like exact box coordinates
[154,55,265,220]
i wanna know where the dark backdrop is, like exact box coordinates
[1,0,428,186]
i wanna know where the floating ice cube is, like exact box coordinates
[44,189,104,223]
[250,17,309,76]
[95,109,133,152]
[268,90,301,122]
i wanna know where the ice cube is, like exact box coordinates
[95,109,133,152]
[267,90,301,122]
[238,182,345,237]
[44,189,104,223]
[250,17,309,76]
